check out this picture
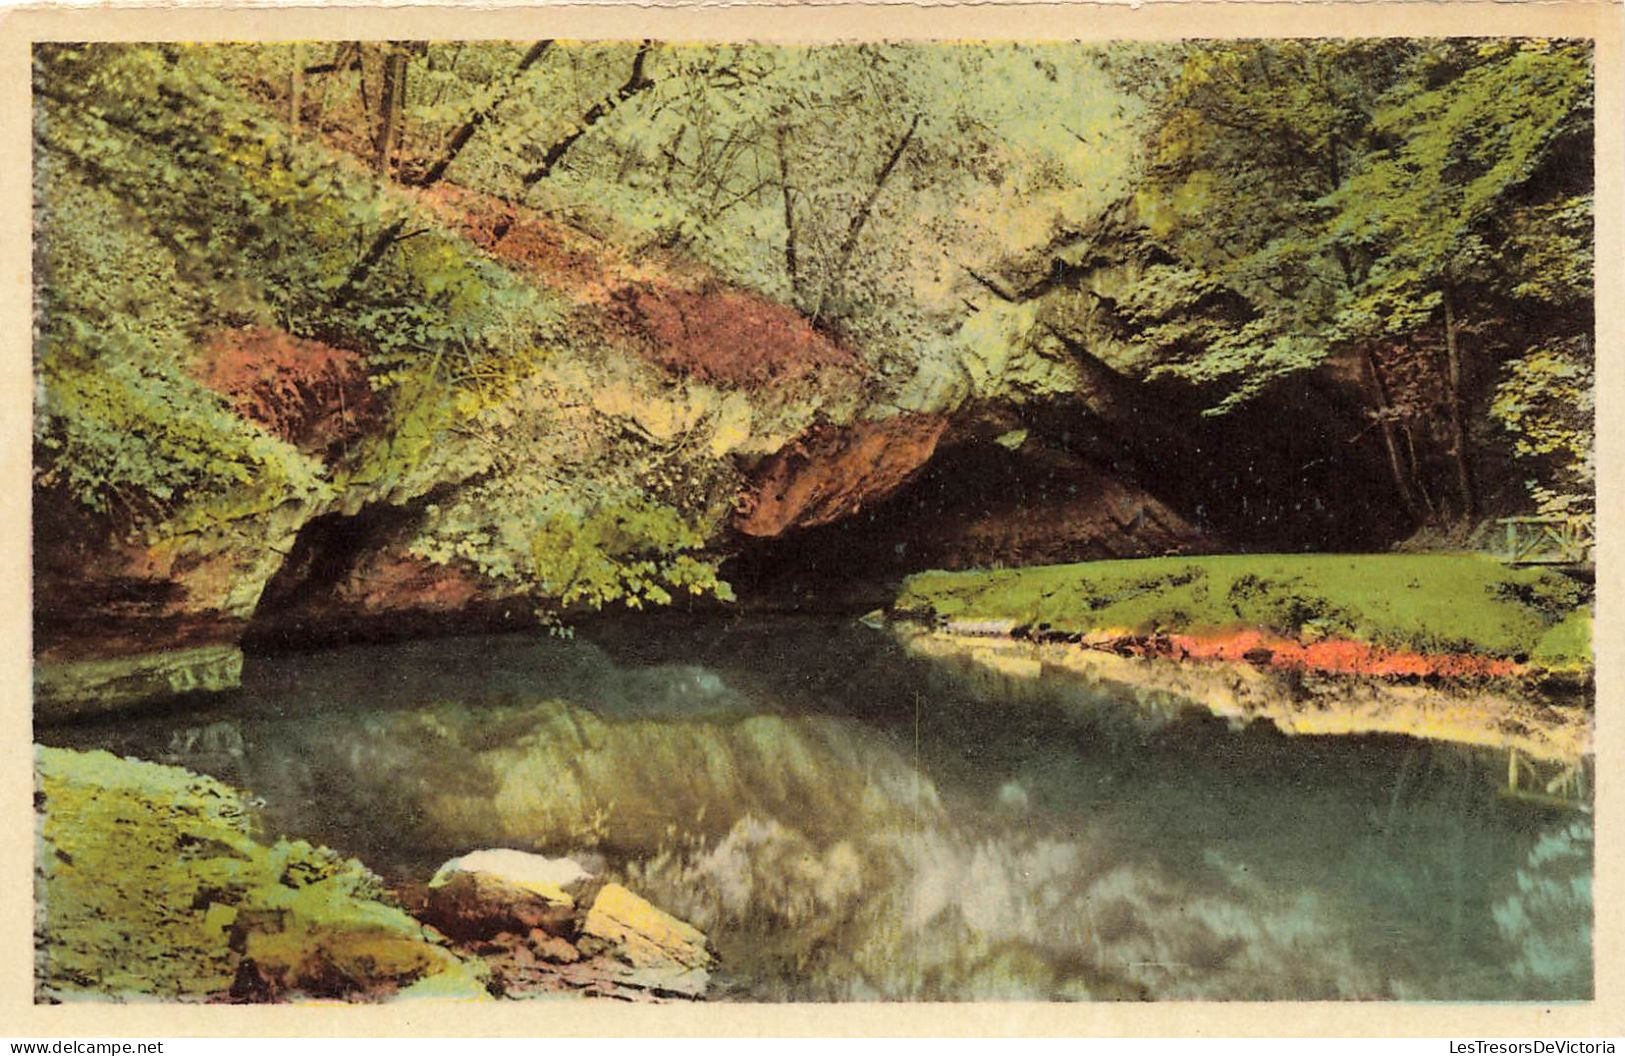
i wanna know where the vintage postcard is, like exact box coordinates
[3,0,1621,1038]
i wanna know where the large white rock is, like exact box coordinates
[423,849,594,941]
[430,849,592,906]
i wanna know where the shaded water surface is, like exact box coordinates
[39,616,1592,1001]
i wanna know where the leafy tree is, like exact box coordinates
[230,41,1140,414]
[32,118,326,530]
[1490,340,1594,516]
[1325,39,1593,522]
[1088,39,1593,533]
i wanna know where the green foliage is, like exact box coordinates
[1490,341,1594,513]
[33,158,325,524]
[1325,40,1592,341]
[37,356,325,524]
[37,43,557,358]
[34,40,1598,622]
[1084,39,1595,527]
[414,484,734,616]
[34,43,566,520]
[35,41,768,619]
[896,554,1592,664]
[34,745,483,1001]
[1530,609,1593,670]
[1107,41,1591,404]
[1100,41,1411,408]
[528,499,736,612]
[221,42,1142,417]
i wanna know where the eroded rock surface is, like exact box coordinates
[734,413,950,536]
[578,883,714,997]
[415,848,714,1001]
[421,849,587,942]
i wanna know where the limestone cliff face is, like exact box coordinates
[31,192,945,708]
[31,187,1201,712]
[733,414,951,537]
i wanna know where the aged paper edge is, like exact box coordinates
[0,0,1619,1038]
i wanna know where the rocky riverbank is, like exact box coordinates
[890,554,1594,762]
[34,747,715,1004]
[894,626,1591,762]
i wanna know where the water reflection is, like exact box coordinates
[38,617,1592,1001]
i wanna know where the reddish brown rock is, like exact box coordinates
[31,484,323,714]
[605,280,861,391]
[242,502,520,648]
[734,414,950,537]
[192,326,377,457]
[295,546,485,619]
[923,466,1204,568]
[528,930,582,964]
[419,185,863,394]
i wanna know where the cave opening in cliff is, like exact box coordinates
[721,391,1416,612]
[241,493,528,652]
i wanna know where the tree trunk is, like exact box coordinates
[357,43,379,142]
[289,44,304,134]
[373,44,409,177]
[775,124,801,307]
[487,41,658,245]
[517,41,655,190]
[309,43,353,130]
[1441,285,1478,523]
[304,41,360,76]
[332,218,407,307]
[1361,346,1425,524]
[1400,421,1439,522]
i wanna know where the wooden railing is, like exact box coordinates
[1497,514,1594,567]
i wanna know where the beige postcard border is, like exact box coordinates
[0,0,1620,1038]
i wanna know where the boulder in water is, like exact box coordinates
[422,849,592,942]
[578,882,713,997]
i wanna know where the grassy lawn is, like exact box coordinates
[894,553,1591,667]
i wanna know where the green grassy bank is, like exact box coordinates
[894,554,1591,670]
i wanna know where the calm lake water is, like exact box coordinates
[37,615,1593,1001]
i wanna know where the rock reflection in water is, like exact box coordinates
[37,618,1592,1002]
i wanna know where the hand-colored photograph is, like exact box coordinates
[30,37,1594,1005]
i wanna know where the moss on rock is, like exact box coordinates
[34,746,488,1003]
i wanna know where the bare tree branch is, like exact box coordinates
[775,124,801,304]
[409,41,554,188]
[815,112,922,323]
[517,40,656,190]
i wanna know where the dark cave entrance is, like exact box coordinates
[720,391,1414,611]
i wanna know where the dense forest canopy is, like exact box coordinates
[31,38,1595,620]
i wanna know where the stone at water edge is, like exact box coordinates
[431,848,593,899]
[421,849,593,942]
[528,929,583,964]
[578,883,713,997]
